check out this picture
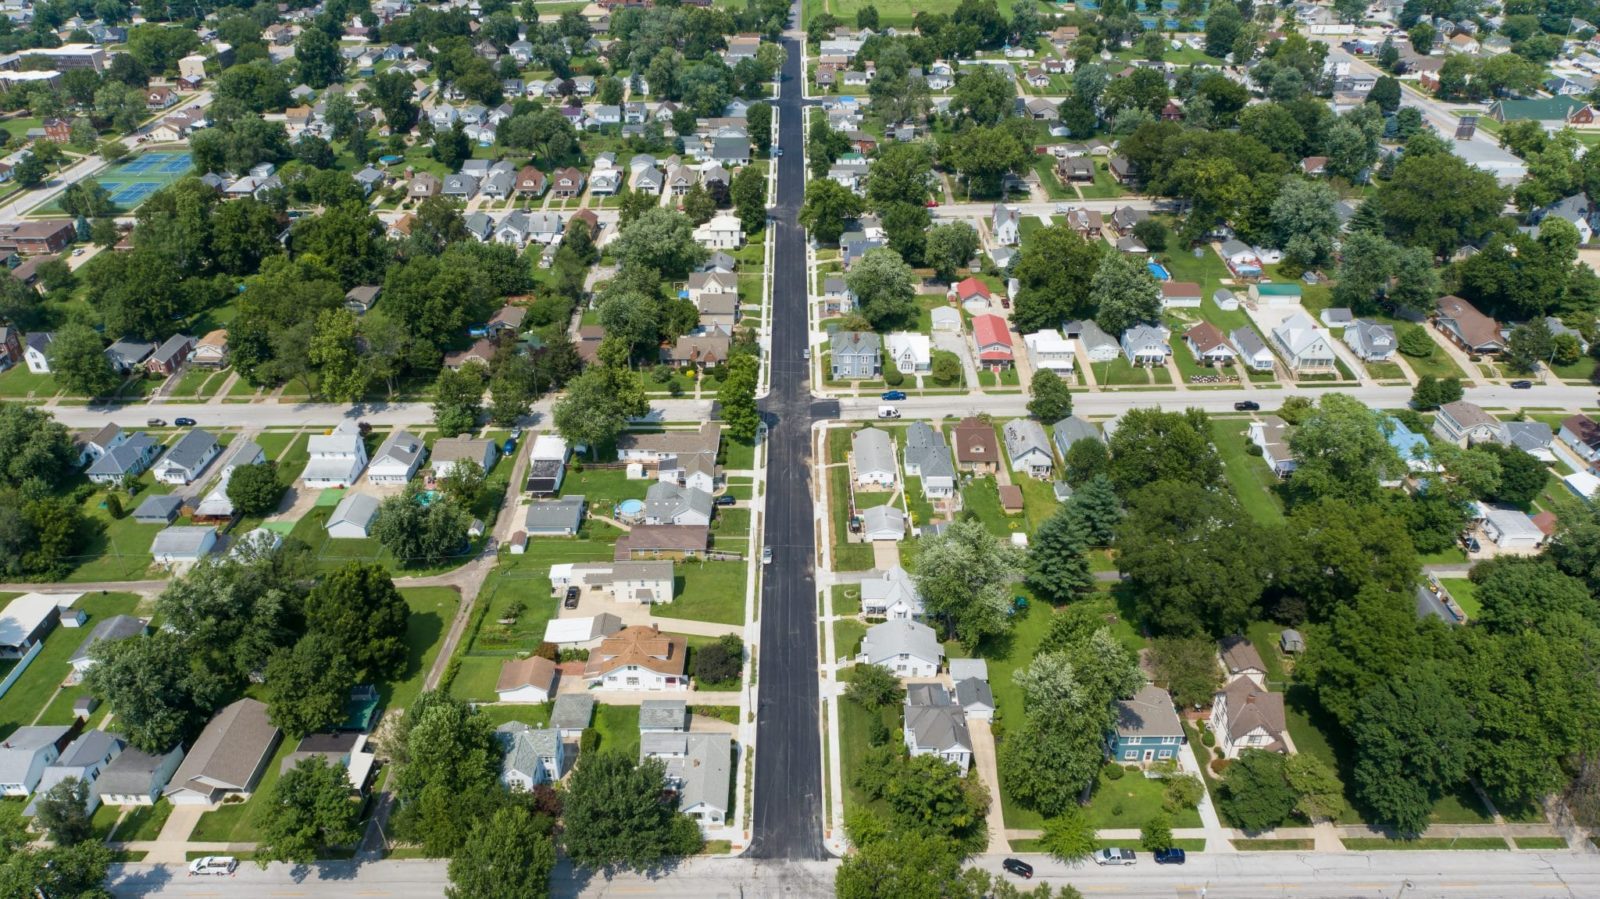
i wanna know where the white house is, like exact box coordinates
[991,204,1021,246]
[193,439,265,519]
[903,421,956,502]
[903,684,973,773]
[1248,416,1297,477]
[1270,312,1337,372]
[0,725,69,796]
[302,421,368,489]
[860,565,924,619]
[367,430,425,484]
[495,656,559,703]
[860,505,906,541]
[431,436,498,479]
[1001,419,1054,479]
[1209,678,1288,759]
[859,620,943,678]
[852,428,897,488]
[496,723,564,791]
[1023,330,1076,374]
[23,332,52,373]
[693,213,743,249]
[584,625,690,691]
[1559,414,1600,466]
[884,332,931,373]
[152,429,220,486]
[150,526,218,565]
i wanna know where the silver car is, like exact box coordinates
[1094,848,1137,866]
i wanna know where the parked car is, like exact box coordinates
[761,546,773,565]
[503,438,517,455]
[1510,380,1533,389]
[563,587,580,609]
[1001,858,1034,879]
[174,417,196,426]
[1094,848,1137,866]
[188,857,237,876]
[1154,848,1186,865]
[881,390,907,401]
[773,147,783,156]
[509,427,523,440]
[715,495,737,506]
[146,418,166,427]
[1233,401,1260,411]
[802,347,811,360]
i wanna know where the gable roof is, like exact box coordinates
[1218,635,1266,677]
[1116,684,1183,738]
[159,429,218,472]
[585,625,687,678]
[497,655,558,694]
[953,417,1000,463]
[861,619,943,666]
[165,699,280,795]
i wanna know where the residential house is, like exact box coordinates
[1434,295,1505,354]
[1023,330,1075,374]
[1433,400,1500,447]
[495,656,559,703]
[550,561,674,605]
[612,524,709,560]
[651,732,732,829]
[23,332,51,373]
[853,427,897,488]
[524,435,570,496]
[1209,677,1288,758]
[1121,324,1170,366]
[1072,321,1120,362]
[1249,416,1297,477]
[665,331,731,369]
[302,420,368,488]
[86,432,159,484]
[861,566,925,619]
[972,315,1014,369]
[192,330,228,367]
[496,723,563,791]
[163,699,282,805]
[903,421,956,503]
[1344,319,1397,361]
[951,276,991,306]
[1383,416,1437,481]
[326,493,380,539]
[0,593,76,659]
[643,481,714,526]
[584,625,689,691]
[95,745,186,807]
[1110,685,1184,765]
[550,167,585,198]
[1051,416,1102,459]
[1160,281,1202,309]
[1560,414,1600,466]
[1270,312,1336,373]
[515,167,547,197]
[991,204,1021,246]
[76,423,127,468]
[66,615,145,682]
[1232,327,1275,372]
[542,613,625,650]
[0,725,68,796]
[408,172,441,200]
[858,619,943,678]
[693,213,743,249]
[1219,635,1268,686]
[367,430,425,484]
[953,417,1001,474]
[279,732,376,792]
[431,436,498,479]
[1499,420,1556,462]
[831,331,881,379]
[951,660,995,721]
[884,332,931,373]
[24,729,124,815]
[1002,419,1054,479]
[104,338,155,373]
[152,429,220,485]
[903,684,973,773]
[1184,322,1237,366]
[146,334,194,375]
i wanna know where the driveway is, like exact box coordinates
[968,719,1009,854]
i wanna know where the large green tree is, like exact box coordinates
[560,752,702,870]
[256,756,362,864]
[264,633,355,738]
[845,247,918,331]
[913,518,1026,647]
[304,562,411,680]
[447,804,557,899]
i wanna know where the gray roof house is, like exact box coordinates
[852,427,897,488]
[132,494,184,524]
[859,619,943,677]
[164,698,283,805]
[496,722,564,791]
[640,699,689,733]
[67,615,145,679]
[903,421,956,500]
[1121,324,1171,366]
[1072,321,1120,362]
[643,481,714,527]
[861,505,906,541]
[1051,415,1103,459]
[903,684,973,773]
[1433,400,1500,447]
[656,732,732,828]
[0,724,70,797]
[104,338,155,372]
[24,729,124,816]
[327,492,381,539]
[443,172,480,198]
[831,331,881,379]
[1344,319,1397,361]
[152,428,220,485]
[860,565,924,619]
[1499,420,1555,461]
[150,525,218,564]
[1231,326,1276,371]
[1002,419,1054,478]
[549,694,596,738]
[94,744,186,807]
[87,432,159,484]
[525,496,586,536]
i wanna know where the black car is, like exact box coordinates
[1510,380,1533,389]
[563,587,580,609]
[715,495,737,506]
[1154,848,1187,865]
[1001,858,1033,879]
[1233,401,1260,412]
[174,417,197,426]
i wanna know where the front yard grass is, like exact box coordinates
[384,587,459,713]
[189,737,300,843]
[1342,837,1508,850]
[657,561,747,625]
[1082,766,1203,830]
[1233,838,1315,850]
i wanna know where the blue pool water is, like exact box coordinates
[618,499,644,516]
[1148,262,1171,281]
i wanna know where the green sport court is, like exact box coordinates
[94,151,193,208]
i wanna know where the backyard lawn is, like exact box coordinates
[0,593,145,739]
[1210,420,1286,524]
[385,587,459,713]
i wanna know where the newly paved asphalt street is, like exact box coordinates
[744,6,827,861]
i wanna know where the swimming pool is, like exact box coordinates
[618,499,643,516]
[1147,262,1171,281]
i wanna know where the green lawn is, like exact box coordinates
[384,587,459,713]
[0,593,145,739]
[0,365,60,398]
[1438,578,1480,620]
[591,703,642,759]
[1342,837,1508,850]
[189,737,300,842]
[1075,159,1128,199]
[1233,838,1315,850]
[117,799,174,842]
[1083,766,1202,830]
[448,655,504,703]
[560,466,650,513]
[834,619,867,659]
[835,666,895,817]
[1210,420,1286,524]
[1396,326,1469,382]
[829,465,875,571]
[1513,836,1569,849]
[832,584,862,617]
[656,561,748,625]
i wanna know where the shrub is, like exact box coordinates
[884,367,904,387]
[533,642,558,661]
[103,494,122,519]
[579,727,599,754]
[1104,763,1126,781]
[1201,730,1215,747]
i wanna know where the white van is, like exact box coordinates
[189,856,238,876]
[877,405,901,419]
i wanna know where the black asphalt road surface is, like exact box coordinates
[746,6,828,861]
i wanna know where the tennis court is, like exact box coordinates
[91,152,193,209]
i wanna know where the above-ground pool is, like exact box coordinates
[618,499,643,516]
[1147,261,1171,281]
